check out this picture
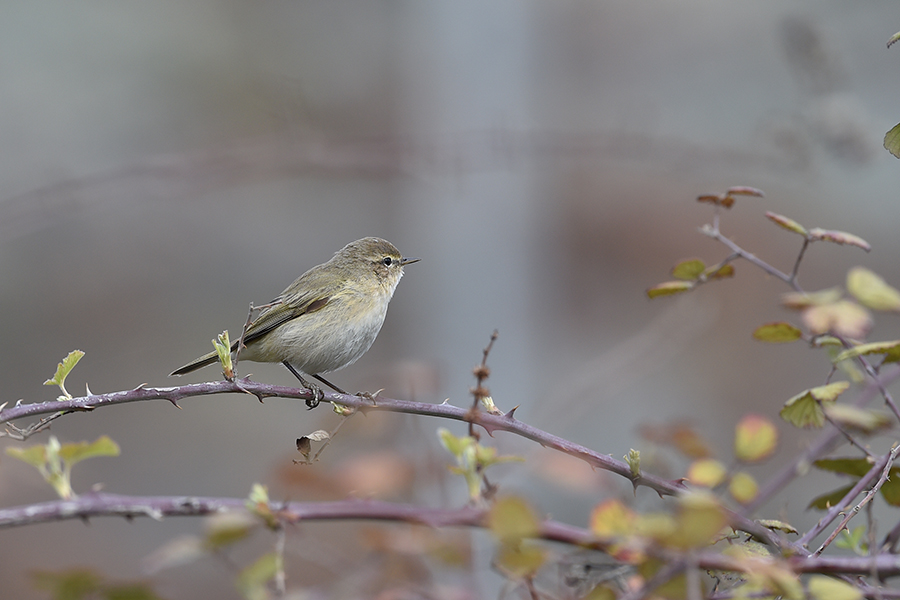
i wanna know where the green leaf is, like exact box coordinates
[847,267,900,311]
[780,393,822,428]
[811,461,900,508]
[880,474,900,506]
[212,330,233,379]
[835,340,900,364]
[58,435,120,467]
[31,568,103,598]
[808,483,856,510]
[753,322,802,343]
[756,519,798,535]
[43,350,85,399]
[885,122,900,158]
[765,212,808,236]
[672,259,706,281]
[835,525,868,555]
[705,263,735,280]
[781,382,849,428]
[813,457,873,477]
[237,552,278,600]
[647,280,693,299]
[6,444,48,468]
[889,31,900,49]
[625,448,641,478]
[437,428,470,458]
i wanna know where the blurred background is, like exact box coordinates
[2,1,900,597]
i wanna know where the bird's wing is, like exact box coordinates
[231,265,342,351]
[233,294,332,350]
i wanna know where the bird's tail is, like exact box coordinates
[169,351,220,377]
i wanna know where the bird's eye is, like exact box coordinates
[382,257,393,266]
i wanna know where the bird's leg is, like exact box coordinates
[312,374,348,395]
[282,361,324,409]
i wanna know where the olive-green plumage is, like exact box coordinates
[170,238,418,383]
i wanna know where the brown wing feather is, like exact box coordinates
[231,295,332,351]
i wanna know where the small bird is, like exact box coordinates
[170,237,419,407]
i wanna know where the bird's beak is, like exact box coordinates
[400,257,421,266]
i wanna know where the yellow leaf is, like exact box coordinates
[671,492,728,549]
[810,381,851,402]
[734,414,778,462]
[729,472,759,504]
[672,259,706,281]
[495,542,547,578]
[589,499,636,539]
[752,322,802,343]
[647,281,693,299]
[756,519,798,535]
[885,122,900,157]
[847,267,900,311]
[765,212,808,236]
[488,497,540,543]
[705,263,735,280]
[687,459,727,488]
[835,340,900,364]
[824,404,892,433]
[807,575,863,600]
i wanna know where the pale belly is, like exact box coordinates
[238,295,389,375]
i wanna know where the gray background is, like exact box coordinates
[2,2,900,597]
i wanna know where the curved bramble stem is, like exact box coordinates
[0,379,684,499]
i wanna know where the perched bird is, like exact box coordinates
[170,237,419,406]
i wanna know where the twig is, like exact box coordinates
[311,413,354,463]
[789,238,811,283]
[469,329,499,437]
[699,222,799,291]
[812,444,900,556]
[798,448,897,548]
[233,300,277,373]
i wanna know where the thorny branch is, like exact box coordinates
[2,493,900,583]
[812,444,900,557]
[0,378,683,499]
